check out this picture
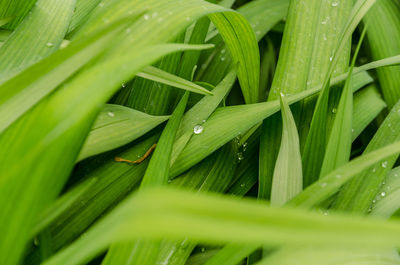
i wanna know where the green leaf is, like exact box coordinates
[28,135,158,263]
[352,85,386,141]
[371,166,400,217]
[171,70,236,164]
[334,100,400,212]
[43,187,400,265]
[290,140,400,208]
[0,0,36,29]
[137,65,214,96]
[363,0,400,107]
[319,25,368,177]
[0,0,76,81]
[209,11,260,103]
[271,93,302,206]
[0,17,130,134]
[203,244,257,265]
[257,247,400,265]
[77,104,169,161]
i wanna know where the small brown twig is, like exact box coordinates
[114,143,157,164]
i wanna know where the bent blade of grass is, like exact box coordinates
[77,104,169,161]
[271,94,302,206]
[137,65,214,96]
[0,0,76,81]
[209,11,260,104]
[43,187,400,265]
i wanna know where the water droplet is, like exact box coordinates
[351,128,354,133]
[280,92,285,97]
[201,247,206,253]
[372,199,376,204]
[220,56,226,61]
[107,111,115,117]
[255,30,261,35]
[144,14,150,20]
[237,152,244,161]
[372,167,376,173]
[332,2,339,7]
[202,119,206,123]
[221,49,226,54]
[320,182,327,188]
[186,16,191,21]
[335,174,342,179]
[99,2,104,7]
[240,183,245,187]
[193,125,204,134]
[122,83,127,88]
[331,108,337,114]
[323,211,329,216]
[381,191,386,197]
[33,237,39,246]
[381,161,388,168]
[46,42,54,48]
[329,56,333,61]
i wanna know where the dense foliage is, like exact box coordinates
[1,0,400,264]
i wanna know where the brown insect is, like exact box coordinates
[114,143,157,164]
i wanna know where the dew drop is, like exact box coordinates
[332,2,339,7]
[221,49,226,54]
[33,237,39,246]
[381,161,388,168]
[220,56,226,61]
[46,42,54,48]
[335,174,342,179]
[329,56,333,61]
[372,167,377,173]
[320,182,327,188]
[240,183,245,187]
[107,111,115,117]
[144,14,150,20]
[201,247,206,253]
[193,125,204,134]
[237,152,244,162]
[331,108,337,114]
[381,191,386,197]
